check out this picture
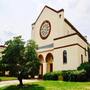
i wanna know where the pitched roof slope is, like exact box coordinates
[32,5,88,44]
[32,5,64,25]
[64,18,88,44]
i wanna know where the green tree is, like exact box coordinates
[25,40,40,78]
[17,40,40,86]
[1,37,40,86]
[2,36,25,76]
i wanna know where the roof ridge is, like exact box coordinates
[32,5,64,25]
[45,5,64,13]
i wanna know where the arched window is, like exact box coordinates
[63,50,67,64]
[81,54,83,63]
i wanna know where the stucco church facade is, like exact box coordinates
[31,6,88,75]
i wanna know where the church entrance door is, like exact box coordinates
[46,53,53,73]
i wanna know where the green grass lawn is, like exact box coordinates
[0,81,90,90]
[0,77,17,81]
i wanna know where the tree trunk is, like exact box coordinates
[18,74,24,86]
[18,78,23,86]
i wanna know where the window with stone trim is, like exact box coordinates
[63,50,67,64]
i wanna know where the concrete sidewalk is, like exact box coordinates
[0,79,39,87]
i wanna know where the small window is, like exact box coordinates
[81,54,83,63]
[63,50,67,64]
[59,14,61,18]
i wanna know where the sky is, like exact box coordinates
[0,0,90,44]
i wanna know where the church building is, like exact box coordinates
[31,6,88,75]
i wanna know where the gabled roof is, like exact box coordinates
[32,5,64,25]
[32,5,88,44]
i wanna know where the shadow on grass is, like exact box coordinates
[3,84,45,90]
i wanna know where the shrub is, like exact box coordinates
[76,70,87,81]
[43,70,87,82]
[78,62,90,71]
[43,71,62,80]
[62,70,71,81]
[78,62,90,81]
[62,70,87,82]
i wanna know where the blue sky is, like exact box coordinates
[0,0,90,44]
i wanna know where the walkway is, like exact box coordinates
[0,79,39,87]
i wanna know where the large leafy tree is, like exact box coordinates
[17,40,40,86]
[2,36,25,76]
[1,36,40,86]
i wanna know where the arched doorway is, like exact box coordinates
[38,55,44,75]
[46,53,53,73]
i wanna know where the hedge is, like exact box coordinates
[43,70,87,82]
[62,70,87,82]
[43,71,62,80]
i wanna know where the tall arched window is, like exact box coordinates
[63,50,67,64]
[81,54,83,63]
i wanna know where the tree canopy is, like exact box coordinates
[1,36,40,85]
[1,36,25,76]
[25,40,40,78]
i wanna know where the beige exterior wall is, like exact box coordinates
[32,6,88,75]
[64,21,76,35]
[54,35,78,47]
[77,36,87,49]
[77,46,88,63]
[53,46,79,71]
